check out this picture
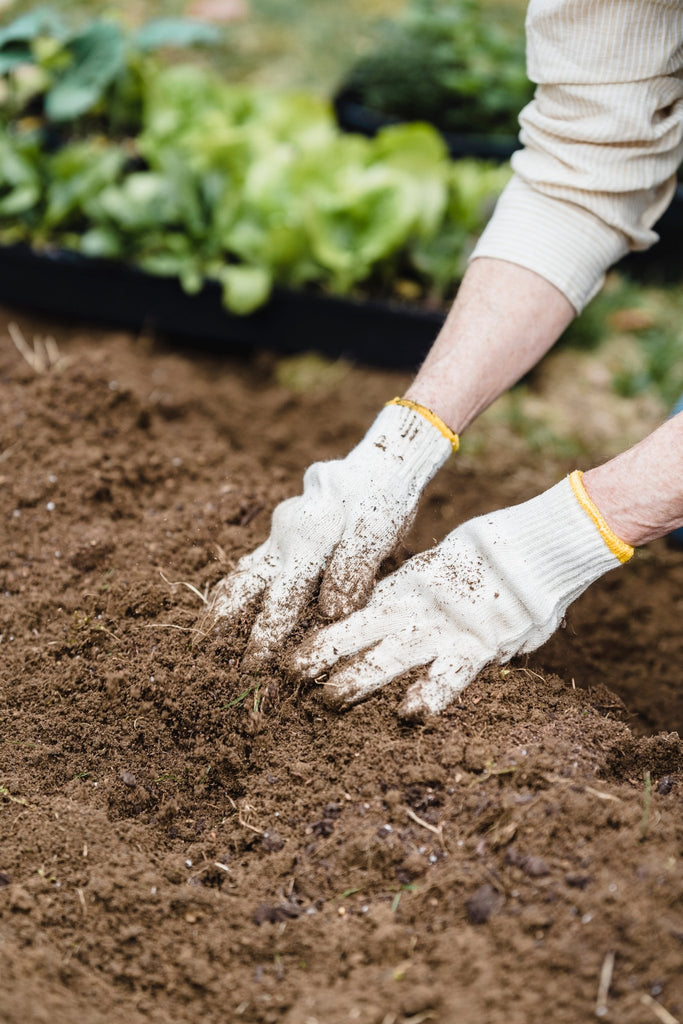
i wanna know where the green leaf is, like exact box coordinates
[0,129,41,216]
[78,225,123,258]
[45,142,125,227]
[0,7,65,76]
[45,22,125,121]
[133,18,221,52]
[217,263,272,315]
[89,172,184,231]
[0,8,65,49]
[0,47,33,75]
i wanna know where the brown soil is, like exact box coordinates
[1,309,681,1024]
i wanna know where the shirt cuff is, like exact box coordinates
[469,175,630,313]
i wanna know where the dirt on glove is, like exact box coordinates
[1,311,681,1024]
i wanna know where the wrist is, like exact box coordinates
[361,402,455,488]
[462,474,632,618]
[385,397,459,452]
[583,463,665,547]
[506,474,630,592]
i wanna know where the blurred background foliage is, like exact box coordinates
[0,0,680,441]
[0,0,529,94]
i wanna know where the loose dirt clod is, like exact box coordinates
[465,883,503,924]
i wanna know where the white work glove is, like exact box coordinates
[204,400,458,666]
[291,471,633,719]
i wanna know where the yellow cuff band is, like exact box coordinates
[386,397,459,453]
[569,470,634,564]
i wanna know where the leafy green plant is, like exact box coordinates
[613,327,683,406]
[559,276,683,405]
[0,8,220,126]
[340,0,532,136]
[0,26,510,315]
[0,8,65,74]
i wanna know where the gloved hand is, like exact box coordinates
[291,471,633,719]
[203,399,458,666]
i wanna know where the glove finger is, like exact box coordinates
[290,594,411,680]
[318,514,407,620]
[320,634,434,709]
[200,547,275,634]
[241,562,321,669]
[399,647,488,721]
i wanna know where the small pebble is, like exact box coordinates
[465,884,502,925]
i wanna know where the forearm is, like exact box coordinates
[583,414,683,547]
[471,1,683,314]
[405,257,574,433]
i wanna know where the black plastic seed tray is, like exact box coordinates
[0,244,446,369]
[333,87,521,162]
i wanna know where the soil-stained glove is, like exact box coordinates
[204,399,458,666]
[291,471,634,719]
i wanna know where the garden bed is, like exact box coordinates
[1,309,682,1024]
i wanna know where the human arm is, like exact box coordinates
[472,0,683,313]
[205,0,683,659]
[583,413,683,546]
[403,0,683,433]
[202,255,571,660]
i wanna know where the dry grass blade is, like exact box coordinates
[595,950,615,1017]
[159,570,209,605]
[405,807,448,851]
[641,994,680,1024]
[227,795,266,836]
[140,623,209,637]
[9,321,43,372]
[0,441,20,464]
[585,786,622,803]
[8,321,69,373]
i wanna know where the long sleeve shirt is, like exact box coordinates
[470,0,683,312]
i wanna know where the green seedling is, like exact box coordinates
[337,887,362,900]
[0,784,30,806]
[391,882,419,912]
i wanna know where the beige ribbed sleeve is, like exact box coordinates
[470,0,683,312]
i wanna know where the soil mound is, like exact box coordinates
[1,315,681,1024]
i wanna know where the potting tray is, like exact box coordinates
[333,88,521,162]
[0,244,446,369]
